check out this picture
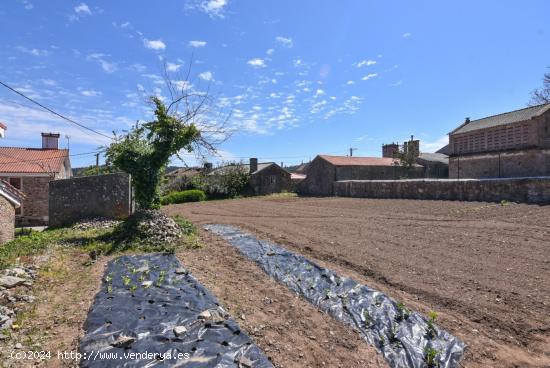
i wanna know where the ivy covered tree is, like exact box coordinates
[106,66,230,209]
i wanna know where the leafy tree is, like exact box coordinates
[530,68,550,105]
[106,97,201,209]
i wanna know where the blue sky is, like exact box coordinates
[1,0,549,168]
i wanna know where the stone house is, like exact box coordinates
[448,103,550,178]
[0,133,72,226]
[0,180,24,244]
[382,138,449,178]
[208,158,292,195]
[298,155,425,196]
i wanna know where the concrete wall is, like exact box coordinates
[0,195,15,244]
[334,177,550,204]
[250,165,291,195]
[49,173,132,227]
[449,149,550,179]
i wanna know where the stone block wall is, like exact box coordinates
[49,173,132,227]
[0,195,15,244]
[449,149,550,179]
[334,177,550,204]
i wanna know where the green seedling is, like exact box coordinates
[426,311,438,339]
[105,275,112,283]
[388,327,401,347]
[395,302,410,322]
[379,335,385,348]
[129,284,137,293]
[122,275,131,286]
[362,310,372,327]
[424,346,440,367]
[107,284,113,293]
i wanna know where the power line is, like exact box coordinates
[0,80,113,141]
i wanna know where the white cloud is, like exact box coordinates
[173,80,192,90]
[40,79,57,86]
[80,90,101,97]
[144,39,166,50]
[293,59,303,67]
[189,40,207,48]
[199,71,213,81]
[166,62,182,72]
[16,46,49,56]
[275,36,293,47]
[346,80,355,85]
[355,59,377,68]
[266,48,275,56]
[74,3,91,15]
[361,73,378,81]
[247,58,266,68]
[315,89,325,97]
[87,53,117,73]
[402,32,412,38]
[21,0,33,10]
[422,136,448,153]
[185,0,228,18]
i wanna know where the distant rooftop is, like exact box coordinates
[0,147,69,174]
[208,162,277,175]
[451,103,550,135]
[319,155,399,167]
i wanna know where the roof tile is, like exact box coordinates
[0,147,69,174]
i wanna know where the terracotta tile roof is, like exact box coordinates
[450,103,550,135]
[319,155,398,166]
[0,147,69,174]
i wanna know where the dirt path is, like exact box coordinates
[164,196,550,368]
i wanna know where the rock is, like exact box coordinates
[0,276,26,289]
[198,310,212,320]
[111,335,135,349]
[174,267,188,275]
[135,266,149,273]
[141,281,152,288]
[14,343,22,349]
[235,356,254,368]
[173,326,187,337]
[73,217,121,231]
[0,334,8,340]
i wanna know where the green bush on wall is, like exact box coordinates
[161,189,206,205]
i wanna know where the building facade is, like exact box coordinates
[0,133,72,226]
[298,155,425,195]
[0,180,24,244]
[448,104,550,178]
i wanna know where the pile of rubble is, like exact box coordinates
[72,217,121,231]
[133,210,183,244]
[0,266,36,336]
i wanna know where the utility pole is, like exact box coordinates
[95,153,100,175]
[349,147,358,157]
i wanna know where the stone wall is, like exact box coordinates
[449,149,550,179]
[250,165,292,195]
[0,195,15,244]
[0,175,53,226]
[49,173,132,227]
[334,177,550,204]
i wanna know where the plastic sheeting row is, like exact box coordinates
[79,254,273,367]
[205,224,466,368]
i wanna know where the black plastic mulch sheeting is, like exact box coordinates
[79,254,273,368]
[205,224,466,368]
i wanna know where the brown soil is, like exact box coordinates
[164,196,550,368]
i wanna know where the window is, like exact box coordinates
[9,177,21,189]
[270,175,276,184]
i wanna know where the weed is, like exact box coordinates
[129,284,137,293]
[424,346,440,367]
[107,284,113,293]
[362,309,372,327]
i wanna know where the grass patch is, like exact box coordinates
[1,214,201,270]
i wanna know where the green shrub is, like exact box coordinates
[161,189,206,205]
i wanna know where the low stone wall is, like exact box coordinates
[49,173,132,227]
[334,177,550,204]
[0,195,15,244]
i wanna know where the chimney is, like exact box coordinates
[382,142,399,158]
[0,122,6,138]
[464,117,471,124]
[249,158,258,174]
[41,132,60,149]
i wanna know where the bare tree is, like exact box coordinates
[530,68,550,105]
